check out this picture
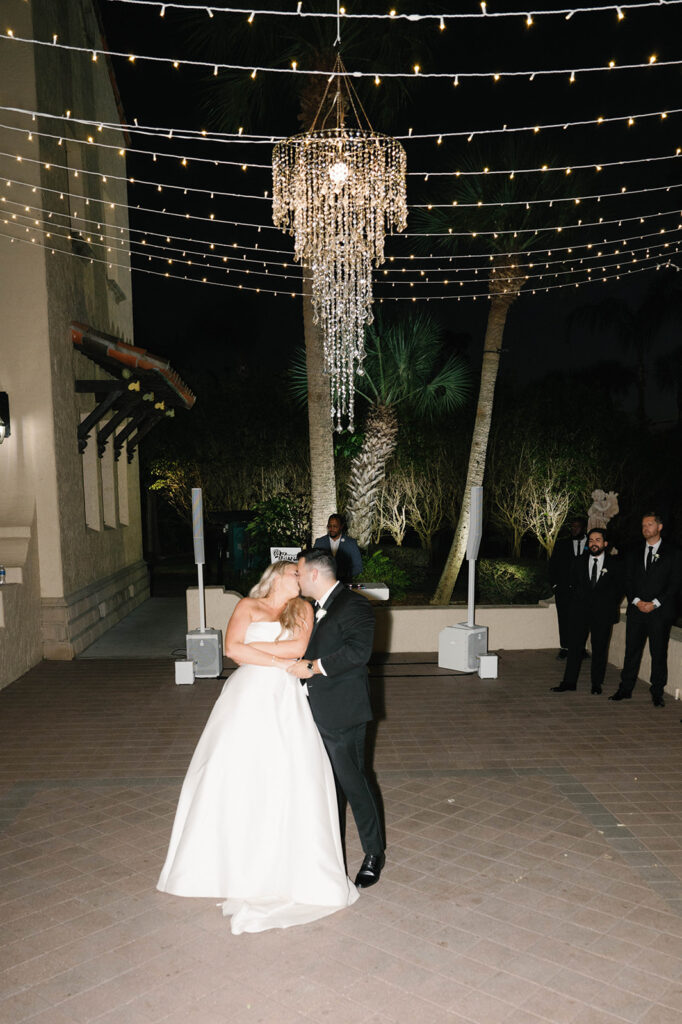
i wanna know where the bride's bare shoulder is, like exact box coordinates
[234,596,271,620]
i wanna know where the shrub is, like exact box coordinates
[356,550,410,601]
[477,559,551,605]
[245,494,310,560]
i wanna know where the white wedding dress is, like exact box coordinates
[157,621,358,933]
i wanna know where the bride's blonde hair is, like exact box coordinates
[249,561,308,636]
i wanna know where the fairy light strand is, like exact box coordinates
[1,219,675,301]
[105,0,682,24]
[4,197,678,286]
[3,102,677,147]
[2,172,677,266]
[1,30,675,83]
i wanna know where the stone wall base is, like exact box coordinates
[41,560,150,659]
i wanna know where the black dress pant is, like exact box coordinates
[316,721,384,856]
[620,607,672,700]
[563,615,612,690]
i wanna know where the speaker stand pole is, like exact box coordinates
[197,561,207,633]
[467,558,476,628]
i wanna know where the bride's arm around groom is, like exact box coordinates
[224,562,313,669]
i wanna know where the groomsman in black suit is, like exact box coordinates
[550,528,624,694]
[610,512,682,707]
[549,516,588,659]
[290,548,385,888]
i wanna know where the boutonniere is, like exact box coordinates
[652,552,660,563]
[315,607,327,622]
[600,567,608,576]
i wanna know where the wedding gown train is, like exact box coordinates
[157,621,358,933]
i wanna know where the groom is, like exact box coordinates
[289,548,385,888]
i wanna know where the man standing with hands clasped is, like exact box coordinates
[550,528,623,695]
[289,548,385,889]
[610,512,681,707]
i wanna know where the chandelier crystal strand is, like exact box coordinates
[273,112,407,430]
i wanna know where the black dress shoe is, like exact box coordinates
[550,685,576,692]
[652,696,665,707]
[591,686,602,695]
[609,691,631,701]
[556,649,568,660]
[354,853,385,889]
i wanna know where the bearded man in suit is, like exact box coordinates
[550,528,624,695]
[610,512,682,707]
[289,548,385,888]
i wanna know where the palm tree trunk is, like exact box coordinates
[432,266,518,605]
[302,269,336,541]
[346,404,399,548]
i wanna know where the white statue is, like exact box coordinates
[587,489,619,531]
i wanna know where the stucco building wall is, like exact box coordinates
[0,0,148,688]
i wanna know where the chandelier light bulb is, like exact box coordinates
[328,160,350,188]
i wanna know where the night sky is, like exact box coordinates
[95,0,682,419]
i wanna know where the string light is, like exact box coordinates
[4,181,677,282]
[6,201,677,286]
[102,0,682,22]
[4,158,679,262]
[4,129,679,211]
[1,219,675,302]
[5,100,677,146]
[3,30,678,82]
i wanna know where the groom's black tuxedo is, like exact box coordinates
[618,540,681,699]
[304,583,384,856]
[562,552,624,691]
[305,584,374,730]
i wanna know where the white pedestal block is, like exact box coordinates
[175,660,195,685]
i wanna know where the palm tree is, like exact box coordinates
[344,312,470,547]
[183,4,436,539]
[412,145,579,605]
[291,311,470,547]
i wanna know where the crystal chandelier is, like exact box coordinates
[272,56,407,430]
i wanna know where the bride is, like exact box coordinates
[157,561,358,934]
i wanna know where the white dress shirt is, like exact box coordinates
[313,582,340,676]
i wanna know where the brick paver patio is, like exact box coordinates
[2,649,682,1024]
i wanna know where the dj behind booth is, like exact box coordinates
[312,514,363,584]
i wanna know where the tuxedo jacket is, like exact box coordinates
[568,552,625,626]
[304,583,375,731]
[313,534,363,581]
[623,540,681,623]
[549,536,586,589]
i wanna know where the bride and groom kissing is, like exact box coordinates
[157,547,385,934]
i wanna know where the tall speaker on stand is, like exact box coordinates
[438,487,498,678]
[184,488,223,679]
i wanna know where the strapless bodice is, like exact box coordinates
[244,620,283,644]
